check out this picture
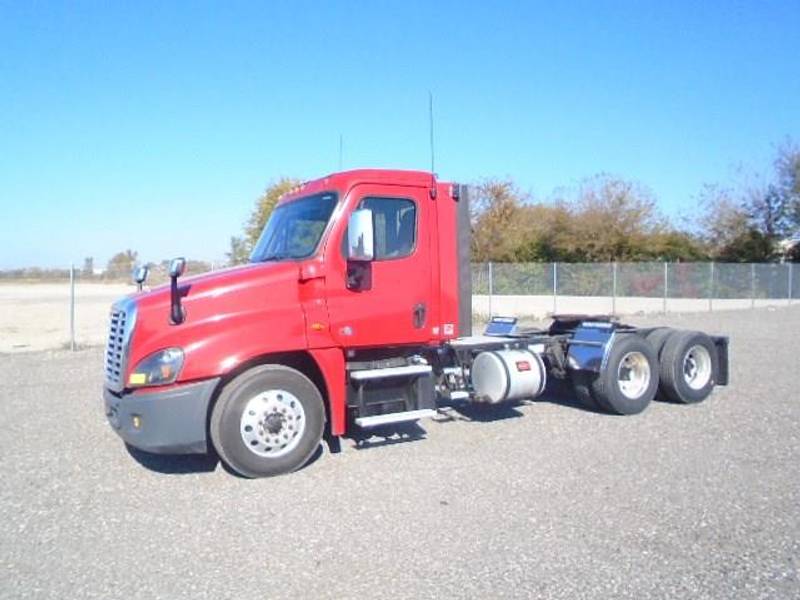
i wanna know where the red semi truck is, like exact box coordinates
[103,169,729,477]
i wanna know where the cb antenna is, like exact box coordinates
[428,91,437,198]
[338,133,343,171]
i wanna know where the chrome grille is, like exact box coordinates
[104,298,136,391]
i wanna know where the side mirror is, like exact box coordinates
[133,265,149,291]
[169,257,187,278]
[347,209,374,261]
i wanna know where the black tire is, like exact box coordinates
[210,364,325,478]
[590,334,659,415]
[570,371,611,412]
[645,327,676,359]
[658,330,718,404]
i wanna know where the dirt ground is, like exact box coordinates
[0,283,131,352]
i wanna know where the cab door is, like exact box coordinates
[324,183,437,348]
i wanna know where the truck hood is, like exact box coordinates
[125,261,307,380]
[135,262,284,308]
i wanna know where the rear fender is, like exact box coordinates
[712,336,729,386]
[566,322,616,373]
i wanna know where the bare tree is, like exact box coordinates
[775,140,800,229]
[746,184,791,239]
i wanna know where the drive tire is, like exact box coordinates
[658,330,718,404]
[645,327,676,358]
[571,371,611,412]
[591,334,659,415]
[210,365,325,478]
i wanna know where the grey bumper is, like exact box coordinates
[104,378,220,455]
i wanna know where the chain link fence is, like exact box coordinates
[1,261,797,352]
[472,261,798,318]
[0,261,224,352]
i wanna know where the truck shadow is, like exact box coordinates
[347,422,428,450]
[436,378,605,421]
[126,443,326,477]
[535,378,607,414]
[125,444,220,475]
[435,400,526,423]
[345,379,606,450]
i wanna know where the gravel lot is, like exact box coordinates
[1,307,798,599]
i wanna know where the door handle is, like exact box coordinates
[413,303,426,329]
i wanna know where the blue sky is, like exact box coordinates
[1,1,798,268]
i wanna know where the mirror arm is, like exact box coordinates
[170,275,184,325]
[168,257,187,325]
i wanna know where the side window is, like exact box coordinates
[342,197,417,260]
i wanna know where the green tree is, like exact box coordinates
[717,229,776,262]
[107,249,138,279]
[575,175,665,261]
[226,236,250,265]
[229,178,301,265]
[696,141,800,262]
[695,184,777,262]
[470,179,528,262]
[469,174,704,263]
[697,185,747,258]
[513,202,576,262]
[648,231,707,261]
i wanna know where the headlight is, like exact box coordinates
[128,348,184,387]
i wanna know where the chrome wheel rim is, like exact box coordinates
[683,345,712,390]
[617,351,651,400]
[240,389,305,458]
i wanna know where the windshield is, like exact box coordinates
[250,192,338,262]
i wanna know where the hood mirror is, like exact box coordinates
[169,257,187,325]
[133,265,149,291]
[169,257,187,278]
[347,209,374,261]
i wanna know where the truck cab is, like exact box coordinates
[104,170,470,476]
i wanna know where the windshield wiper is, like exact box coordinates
[259,252,294,262]
[260,254,284,262]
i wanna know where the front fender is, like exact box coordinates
[176,308,308,381]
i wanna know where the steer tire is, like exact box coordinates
[590,334,659,416]
[210,364,325,478]
[658,330,718,405]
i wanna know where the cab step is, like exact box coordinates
[354,409,436,428]
[349,364,432,381]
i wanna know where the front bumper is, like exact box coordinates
[103,378,220,454]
